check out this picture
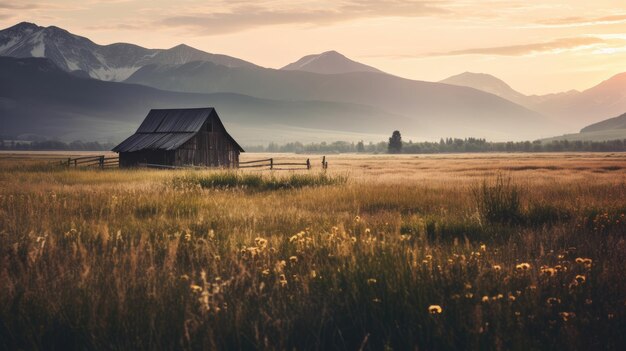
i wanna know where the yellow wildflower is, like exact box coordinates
[428,305,443,314]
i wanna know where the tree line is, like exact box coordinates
[0,139,116,151]
[2,133,626,153]
[245,132,626,154]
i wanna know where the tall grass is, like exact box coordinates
[473,174,522,224]
[170,171,348,190]
[0,159,624,350]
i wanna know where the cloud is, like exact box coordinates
[157,1,449,35]
[535,14,626,27]
[430,37,605,56]
[0,1,41,10]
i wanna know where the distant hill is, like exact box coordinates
[125,61,559,140]
[539,111,626,143]
[0,22,256,81]
[0,57,409,143]
[442,70,626,130]
[281,50,383,74]
[581,112,626,133]
[533,73,626,128]
[440,72,530,107]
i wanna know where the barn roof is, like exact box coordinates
[113,108,244,153]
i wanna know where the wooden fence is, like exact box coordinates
[239,156,328,170]
[58,155,326,171]
[61,155,119,169]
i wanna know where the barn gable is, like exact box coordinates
[113,108,243,167]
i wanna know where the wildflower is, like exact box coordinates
[180,274,189,281]
[560,312,575,322]
[279,274,288,287]
[354,215,361,223]
[190,284,203,293]
[465,293,474,299]
[373,298,381,303]
[365,228,371,234]
[289,256,298,264]
[367,278,377,285]
[575,274,586,284]
[496,294,504,300]
[428,305,443,314]
[184,233,191,242]
[425,254,433,260]
[254,237,268,248]
[546,297,561,305]
[515,263,531,271]
[482,296,489,303]
[261,269,270,276]
[480,244,486,251]
[310,270,317,278]
[541,267,556,276]
[508,295,516,302]
[493,264,502,272]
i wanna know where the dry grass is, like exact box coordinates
[0,152,625,350]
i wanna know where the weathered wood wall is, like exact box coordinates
[174,117,239,167]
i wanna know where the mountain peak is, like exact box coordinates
[440,72,528,105]
[281,50,383,75]
[9,21,41,31]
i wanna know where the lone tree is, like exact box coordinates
[388,130,402,153]
[356,140,365,153]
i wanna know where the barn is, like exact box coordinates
[113,108,244,168]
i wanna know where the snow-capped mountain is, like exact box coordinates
[0,22,256,81]
[281,50,383,74]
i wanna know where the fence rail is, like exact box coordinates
[238,157,318,170]
[61,155,119,169]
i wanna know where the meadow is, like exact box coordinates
[0,152,625,350]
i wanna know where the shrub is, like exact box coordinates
[473,174,522,224]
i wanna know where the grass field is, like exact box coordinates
[0,152,625,350]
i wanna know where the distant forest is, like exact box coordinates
[2,137,626,153]
[0,139,115,151]
[246,138,626,153]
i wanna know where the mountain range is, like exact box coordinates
[0,21,624,143]
[0,22,255,82]
[440,72,626,130]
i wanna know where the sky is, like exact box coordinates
[2,0,626,95]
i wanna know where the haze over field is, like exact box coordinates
[1,1,626,144]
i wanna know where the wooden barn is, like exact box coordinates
[113,108,244,168]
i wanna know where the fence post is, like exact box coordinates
[306,158,311,170]
[270,158,273,170]
[67,158,71,168]
[74,159,77,168]
[322,156,325,168]
[99,155,104,169]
